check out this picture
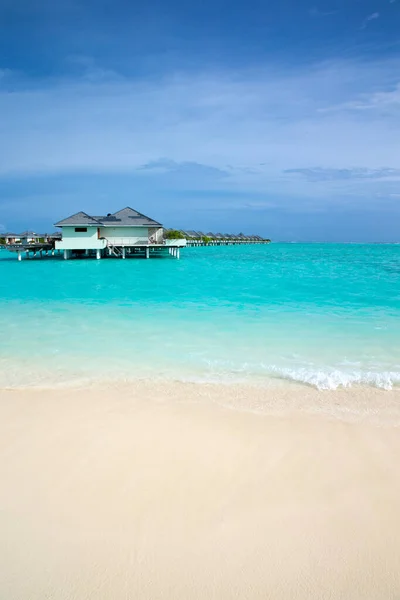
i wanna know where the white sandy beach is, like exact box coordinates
[1,381,400,599]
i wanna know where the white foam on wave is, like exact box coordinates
[268,366,400,391]
[200,358,400,391]
[0,353,399,392]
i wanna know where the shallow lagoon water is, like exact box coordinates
[0,243,399,389]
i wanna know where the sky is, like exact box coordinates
[0,0,399,241]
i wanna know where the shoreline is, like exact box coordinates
[1,377,400,425]
[1,356,399,392]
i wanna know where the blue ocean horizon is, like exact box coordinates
[1,243,399,390]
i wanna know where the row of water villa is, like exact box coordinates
[164,230,270,246]
[2,207,270,261]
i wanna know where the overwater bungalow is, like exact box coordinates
[1,231,61,245]
[54,207,185,259]
[7,208,185,261]
[1,232,19,245]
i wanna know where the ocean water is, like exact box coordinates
[0,244,399,390]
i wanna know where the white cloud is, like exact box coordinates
[361,12,380,29]
[309,7,337,17]
[0,58,400,207]
[285,167,400,181]
[327,83,400,111]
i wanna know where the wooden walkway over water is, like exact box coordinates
[3,232,270,261]
[6,242,183,261]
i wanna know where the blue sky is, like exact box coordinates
[0,0,399,240]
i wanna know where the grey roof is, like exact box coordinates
[175,230,205,237]
[19,230,38,237]
[103,207,162,227]
[182,230,201,238]
[55,207,162,228]
[1,231,62,239]
[2,232,41,238]
[55,211,102,227]
[184,231,202,238]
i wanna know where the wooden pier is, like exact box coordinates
[7,243,60,261]
[6,242,183,261]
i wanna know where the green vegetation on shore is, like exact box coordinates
[164,230,185,240]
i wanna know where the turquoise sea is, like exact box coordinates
[0,244,399,390]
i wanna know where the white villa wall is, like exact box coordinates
[55,227,106,250]
[99,226,150,246]
[55,225,164,250]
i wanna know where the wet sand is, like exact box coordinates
[1,381,400,599]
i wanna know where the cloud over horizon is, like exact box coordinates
[1,58,400,205]
[1,0,399,240]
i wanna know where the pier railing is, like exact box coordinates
[103,237,152,246]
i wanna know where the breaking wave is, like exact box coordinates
[267,366,400,391]
[200,359,400,390]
